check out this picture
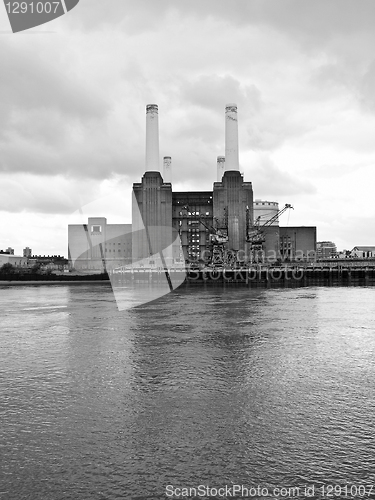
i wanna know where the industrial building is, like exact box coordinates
[68,217,132,271]
[68,104,316,271]
[131,103,315,268]
[279,227,317,261]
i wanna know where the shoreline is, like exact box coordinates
[0,280,111,286]
[1,266,375,287]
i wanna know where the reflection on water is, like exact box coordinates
[1,285,375,499]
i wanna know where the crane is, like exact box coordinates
[179,204,228,266]
[247,203,293,245]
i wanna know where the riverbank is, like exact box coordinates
[112,266,375,287]
[0,280,111,286]
[2,267,375,287]
[184,267,375,286]
[0,272,110,285]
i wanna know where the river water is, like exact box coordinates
[1,284,375,500]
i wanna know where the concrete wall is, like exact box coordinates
[213,170,253,257]
[279,226,317,262]
[132,171,173,266]
[68,219,132,271]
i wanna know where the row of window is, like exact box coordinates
[254,202,278,206]
[177,211,211,216]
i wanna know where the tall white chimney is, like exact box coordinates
[145,104,159,171]
[217,156,225,181]
[225,103,239,171]
[163,156,172,183]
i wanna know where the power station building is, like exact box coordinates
[132,104,254,267]
[68,104,316,271]
[131,103,315,267]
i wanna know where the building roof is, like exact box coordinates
[352,246,375,251]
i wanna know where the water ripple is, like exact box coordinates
[0,286,374,499]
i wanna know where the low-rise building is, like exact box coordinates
[28,255,69,271]
[350,246,375,258]
[0,254,28,267]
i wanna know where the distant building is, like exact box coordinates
[317,241,337,259]
[0,254,27,267]
[68,217,132,271]
[23,247,32,258]
[350,246,375,258]
[29,255,68,264]
[27,255,69,272]
[5,247,14,255]
[337,250,351,259]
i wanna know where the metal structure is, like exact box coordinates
[247,204,293,246]
[176,203,294,268]
[179,204,229,267]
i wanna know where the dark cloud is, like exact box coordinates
[226,0,375,47]
[0,127,143,180]
[0,36,144,180]
[0,41,107,120]
[0,37,118,179]
[65,0,173,33]
[67,1,375,46]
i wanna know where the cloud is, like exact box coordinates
[0,36,120,179]
[0,173,101,213]
[250,155,316,198]
[358,60,375,114]
[63,0,173,33]
[0,39,107,121]
[305,161,372,179]
[65,0,375,44]
[181,74,262,114]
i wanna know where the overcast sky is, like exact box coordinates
[1,0,375,256]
